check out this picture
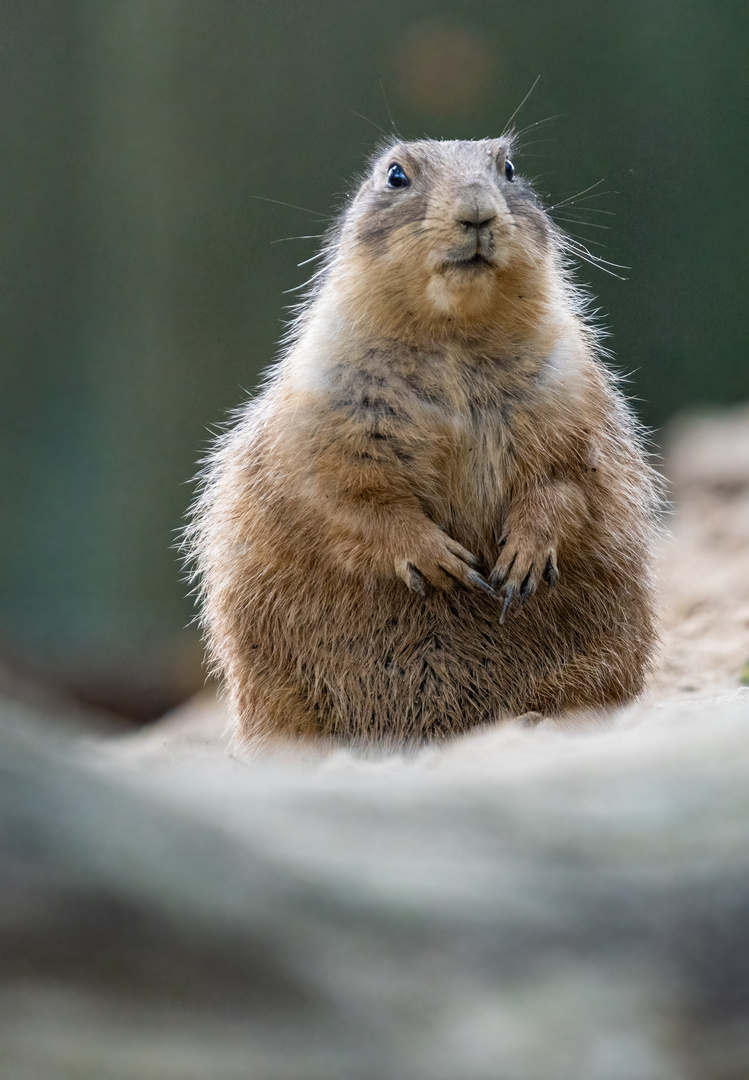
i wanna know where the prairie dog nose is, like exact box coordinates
[455,181,498,230]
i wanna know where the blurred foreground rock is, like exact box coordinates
[2,689,749,1080]
[3,406,749,1079]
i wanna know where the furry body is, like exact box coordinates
[189,138,658,745]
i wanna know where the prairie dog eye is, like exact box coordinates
[387,163,411,189]
[504,159,515,182]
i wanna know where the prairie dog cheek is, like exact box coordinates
[487,218,516,271]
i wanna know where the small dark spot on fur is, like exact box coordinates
[393,447,414,465]
[360,395,404,418]
[401,373,445,406]
[330,392,409,424]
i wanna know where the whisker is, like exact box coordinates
[503,74,541,132]
[282,266,328,294]
[562,238,629,278]
[567,252,627,280]
[513,114,563,141]
[252,195,328,219]
[551,215,611,230]
[350,110,390,137]
[556,204,615,216]
[512,139,554,154]
[563,235,610,259]
[570,246,628,270]
[560,230,607,249]
[270,234,326,245]
[297,251,327,267]
[555,194,616,213]
[378,78,403,139]
[547,180,606,211]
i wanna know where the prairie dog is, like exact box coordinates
[188,137,659,746]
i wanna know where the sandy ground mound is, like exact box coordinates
[653,405,749,699]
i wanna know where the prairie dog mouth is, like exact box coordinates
[443,252,494,271]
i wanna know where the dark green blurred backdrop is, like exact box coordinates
[1,1,747,717]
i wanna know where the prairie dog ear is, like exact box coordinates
[492,136,514,161]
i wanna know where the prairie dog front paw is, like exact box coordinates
[489,481,587,621]
[490,530,558,622]
[395,529,494,597]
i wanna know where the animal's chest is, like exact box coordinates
[412,352,538,490]
[417,398,516,536]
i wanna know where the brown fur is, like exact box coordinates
[187,137,660,747]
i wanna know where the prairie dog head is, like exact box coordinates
[332,138,555,332]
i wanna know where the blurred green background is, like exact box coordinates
[1,0,746,719]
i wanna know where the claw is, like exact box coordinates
[543,556,558,589]
[405,562,426,597]
[468,569,496,597]
[520,570,535,604]
[500,585,516,624]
